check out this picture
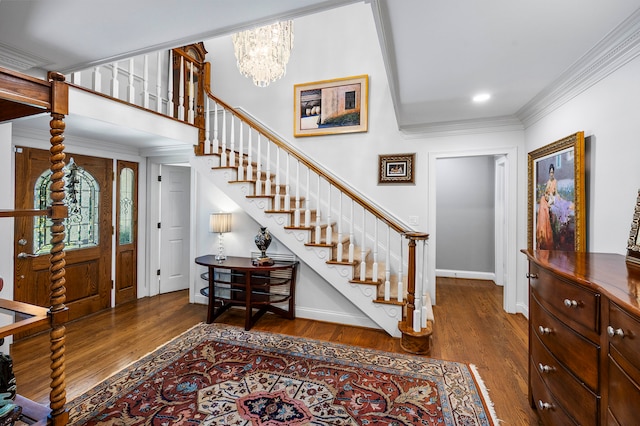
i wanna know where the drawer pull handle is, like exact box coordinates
[538,400,553,411]
[607,326,626,338]
[563,299,578,308]
[538,326,552,335]
[538,363,554,373]
[526,273,538,279]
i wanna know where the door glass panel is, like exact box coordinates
[33,157,100,254]
[119,167,134,245]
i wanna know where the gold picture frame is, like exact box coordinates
[293,75,368,137]
[626,189,640,265]
[378,153,415,184]
[527,131,586,251]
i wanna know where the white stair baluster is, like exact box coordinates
[372,218,378,282]
[264,141,272,196]
[421,240,430,327]
[325,182,332,245]
[167,51,174,117]
[188,62,195,124]
[315,176,322,244]
[229,115,235,167]
[397,235,404,303]
[111,61,119,99]
[127,58,135,103]
[348,200,355,263]
[212,102,219,152]
[284,153,291,211]
[156,52,163,113]
[274,147,281,211]
[237,123,244,180]
[304,169,311,227]
[204,97,211,154]
[221,109,227,166]
[360,208,366,280]
[92,66,101,93]
[178,56,185,121]
[246,128,253,181]
[384,226,391,301]
[294,162,301,227]
[255,135,262,196]
[71,71,81,85]
[336,193,343,262]
[143,55,149,108]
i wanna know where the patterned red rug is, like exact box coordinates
[68,323,497,425]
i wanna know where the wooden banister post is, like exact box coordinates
[47,71,69,426]
[398,232,431,354]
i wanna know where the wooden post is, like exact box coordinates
[47,71,69,425]
[398,232,431,354]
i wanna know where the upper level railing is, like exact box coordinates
[65,44,432,338]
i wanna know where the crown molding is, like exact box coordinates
[0,42,50,71]
[517,7,640,128]
[399,115,524,138]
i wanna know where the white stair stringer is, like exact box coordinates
[191,156,403,337]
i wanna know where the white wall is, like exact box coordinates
[436,156,495,274]
[205,2,527,315]
[525,55,640,254]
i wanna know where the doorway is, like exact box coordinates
[428,148,517,313]
[159,165,191,293]
[14,147,112,335]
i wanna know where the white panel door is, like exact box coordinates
[160,165,191,293]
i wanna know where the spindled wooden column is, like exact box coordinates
[47,72,70,425]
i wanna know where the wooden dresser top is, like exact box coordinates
[522,249,640,316]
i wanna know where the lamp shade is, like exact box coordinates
[210,212,232,233]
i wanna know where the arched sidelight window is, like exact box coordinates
[33,157,100,254]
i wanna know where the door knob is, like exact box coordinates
[18,238,27,246]
[17,252,38,259]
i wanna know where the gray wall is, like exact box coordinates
[436,156,495,273]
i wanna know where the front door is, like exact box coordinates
[14,147,112,335]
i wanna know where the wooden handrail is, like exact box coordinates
[201,63,422,237]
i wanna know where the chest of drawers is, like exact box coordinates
[522,250,640,426]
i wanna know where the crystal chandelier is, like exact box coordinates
[232,21,294,87]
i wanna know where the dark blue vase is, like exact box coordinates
[254,227,272,259]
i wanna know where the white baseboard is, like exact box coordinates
[294,306,379,330]
[436,269,496,281]
[191,295,380,330]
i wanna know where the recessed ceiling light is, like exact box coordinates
[473,93,491,103]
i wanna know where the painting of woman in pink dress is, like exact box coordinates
[535,158,576,250]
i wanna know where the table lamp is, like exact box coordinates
[210,212,232,261]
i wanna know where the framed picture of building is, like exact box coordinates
[294,75,368,137]
[527,131,585,251]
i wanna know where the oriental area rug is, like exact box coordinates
[67,323,498,425]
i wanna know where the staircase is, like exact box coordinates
[65,43,433,350]
[191,87,431,342]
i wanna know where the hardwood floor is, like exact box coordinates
[11,277,540,424]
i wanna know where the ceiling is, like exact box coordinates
[1,0,640,136]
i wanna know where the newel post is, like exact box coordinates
[398,232,431,354]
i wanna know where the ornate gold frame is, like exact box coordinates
[527,131,586,251]
[626,189,640,265]
[378,153,415,184]
[293,75,368,137]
